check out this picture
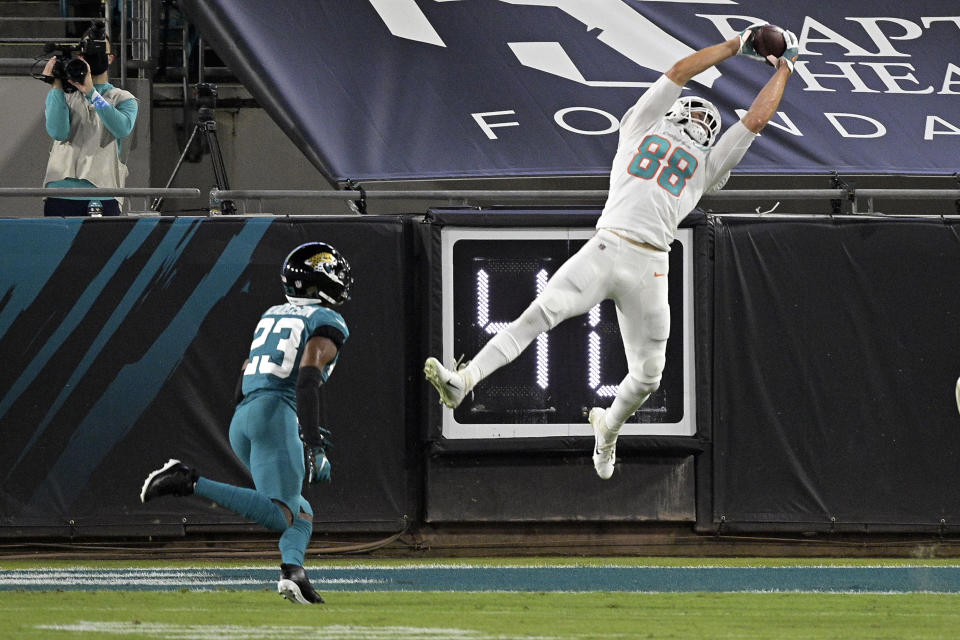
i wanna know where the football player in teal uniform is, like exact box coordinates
[141,242,352,604]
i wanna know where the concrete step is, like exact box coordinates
[0,21,69,40]
[0,1,59,18]
[0,1,69,41]
[0,43,57,60]
[0,1,100,41]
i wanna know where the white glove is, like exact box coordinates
[769,29,799,73]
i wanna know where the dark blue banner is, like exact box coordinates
[184,0,959,181]
[0,218,411,535]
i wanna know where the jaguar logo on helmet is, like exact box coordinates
[306,252,337,269]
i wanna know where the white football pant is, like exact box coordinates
[463,229,670,434]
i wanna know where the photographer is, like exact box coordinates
[41,22,138,217]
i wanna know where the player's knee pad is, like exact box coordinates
[533,288,575,329]
[631,308,668,389]
[619,372,660,403]
[641,352,666,382]
[499,300,554,354]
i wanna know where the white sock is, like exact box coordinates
[458,301,553,394]
[599,411,620,447]
[459,331,515,391]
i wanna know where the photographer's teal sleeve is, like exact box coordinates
[96,91,138,143]
[44,90,70,141]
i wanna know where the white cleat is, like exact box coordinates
[590,407,616,480]
[424,357,467,409]
[277,563,324,604]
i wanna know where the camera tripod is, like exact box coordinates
[152,89,235,214]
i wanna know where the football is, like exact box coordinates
[752,24,787,61]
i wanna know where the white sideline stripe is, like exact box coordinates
[1,577,385,586]
[7,566,960,594]
[35,622,562,639]
[11,564,960,571]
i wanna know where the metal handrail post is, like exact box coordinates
[120,0,127,88]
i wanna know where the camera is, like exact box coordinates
[42,43,86,92]
[36,21,109,93]
[194,83,217,107]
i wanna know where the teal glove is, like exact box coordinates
[737,23,767,63]
[299,426,333,484]
[304,445,331,484]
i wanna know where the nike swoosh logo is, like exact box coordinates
[654,272,666,277]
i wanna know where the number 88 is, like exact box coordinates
[627,134,698,197]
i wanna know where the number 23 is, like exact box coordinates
[244,317,304,379]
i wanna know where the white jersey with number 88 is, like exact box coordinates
[596,75,757,251]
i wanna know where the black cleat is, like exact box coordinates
[278,563,324,604]
[140,459,198,503]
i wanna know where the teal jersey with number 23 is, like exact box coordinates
[241,302,349,403]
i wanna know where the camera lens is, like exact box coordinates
[65,58,87,83]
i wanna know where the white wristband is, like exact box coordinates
[89,90,109,110]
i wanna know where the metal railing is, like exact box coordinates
[0,17,93,23]
[2,188,200,197]
[0,188,202,216]
[211,188,960,216]
[4,187,958,217]
[122,0,151,85]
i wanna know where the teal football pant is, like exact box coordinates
[229,393,311,518]
[194,393,314,565]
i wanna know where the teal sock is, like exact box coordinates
[195,477,288,532]
[279,516,313,566]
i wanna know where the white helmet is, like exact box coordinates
[665,96,721,148]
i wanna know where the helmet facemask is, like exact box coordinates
[665,97,721,148]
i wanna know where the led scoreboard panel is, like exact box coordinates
[440,227,696,439]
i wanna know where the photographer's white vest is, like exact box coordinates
[44,87,135,205]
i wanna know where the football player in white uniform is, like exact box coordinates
[425,27,799,479]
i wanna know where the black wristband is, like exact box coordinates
[296,366,326,447]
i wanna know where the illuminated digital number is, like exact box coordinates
[587,304,618,397]
[628,134,698,197]
[450,234,688,432]
[475,269,619,396]
[477,268,550,388]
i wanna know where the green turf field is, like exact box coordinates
[2,558,959,639]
